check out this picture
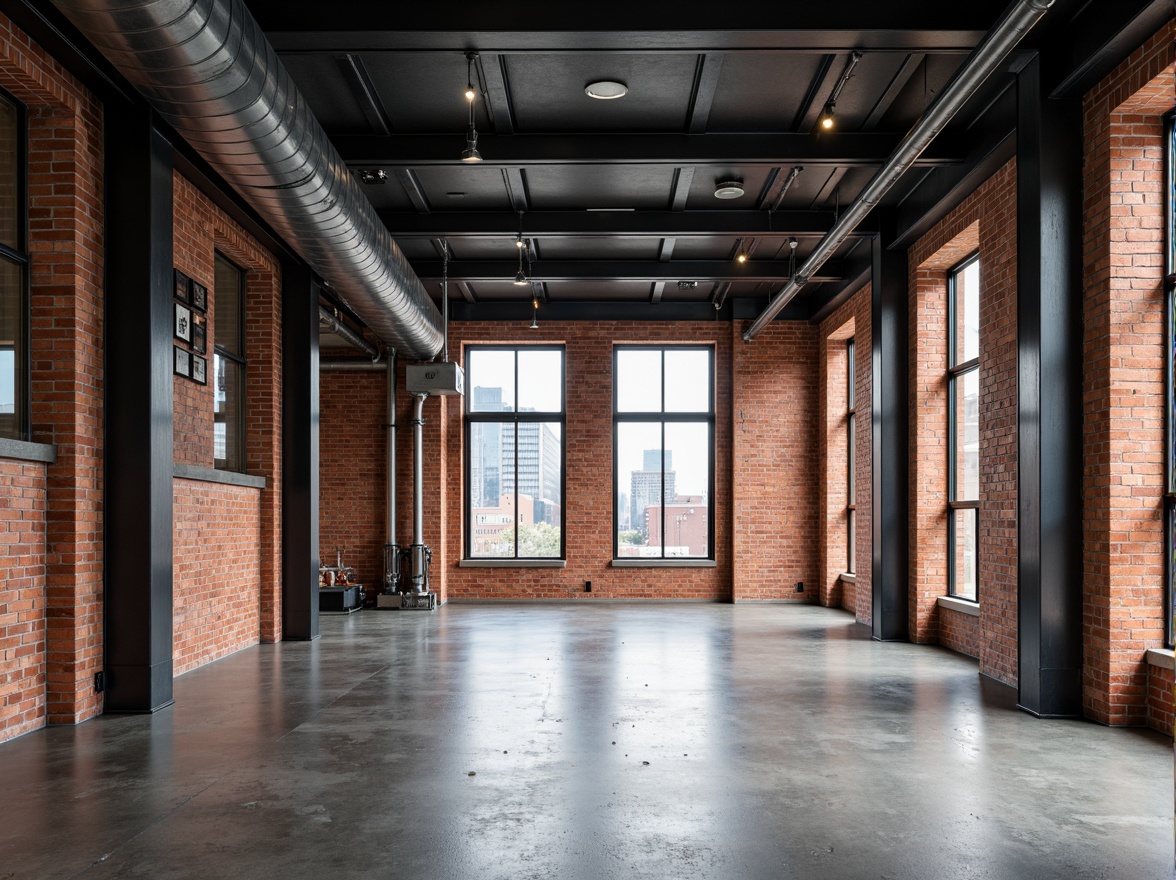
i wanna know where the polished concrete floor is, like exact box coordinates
[1,604,1172,880]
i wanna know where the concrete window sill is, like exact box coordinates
[612,559,717,568]
[173,463,266,489]
[0,437,56,464]
[460,558,566,568]
[937,595,980,617]
[840,573,857,584]
[1146,648,1175,671]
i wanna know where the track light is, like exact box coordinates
[513,210,529,284]
[461,53,482,163]
[530,299,539,329]
[735,238,748,264]
[817,51,862,133]
[819,102,836,130]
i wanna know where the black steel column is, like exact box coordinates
[871,217,910,641]
[1016,55,1083,717]
[103,106,174,712]
[281,260,320,640]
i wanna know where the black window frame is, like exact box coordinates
[1164,110,1176,648]
[213,251,247,473]
[846,338,856,575]
[947,252,981,602]
[463,344,567,560]
[612,345,715,561]
[0,87,29,442]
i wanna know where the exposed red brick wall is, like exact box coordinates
[1146,660,1174,736]
[1081,23,1174,729]
[908,160,1018,683]
[320,369,387,600]
[171,173,283,654]
[817,284,872,620]
[731,320,819,601]
[0,460,47,740]
[172,479,262,675]
[0,14,104,737]
[939,607,979,660]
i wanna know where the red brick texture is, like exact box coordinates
[171,173,283,660]
[1146,661,1174,735]
[0,461,48,740]
[908,160,1018,684]
[817,284,872,621]
[1081,23,1175,729]
[0,13,105,739]
[172,480,262,675]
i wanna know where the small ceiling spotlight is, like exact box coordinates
[530,296,540,329]
[734,238,748,264]
[714,180,745,200]
[817,51,863,132]
[461,52,483,163]
[585,80,628,100]
[358,169,388,185]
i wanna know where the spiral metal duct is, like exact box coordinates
[53,0,444,360]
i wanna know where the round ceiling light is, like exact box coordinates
[714,181,745,200]
[585,81,628,100]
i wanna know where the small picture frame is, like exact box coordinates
[174,345,191,378]
[191,317,206,355]
[173,269,190,304]
[174,302,192,343]
[190,281,208,313]
[191,354,207,385]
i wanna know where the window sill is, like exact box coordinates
[937,595,980,617]
[840,573,857,584]
[0,437,56,464]
[173,463,266,490]
[1146,648,1175,671]
[460,558,566,568]
[611,558,717,568]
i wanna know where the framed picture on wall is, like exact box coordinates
[191,317,206,354]
[174,345,191,378]
[174,302,192,343]
[191,354,207,385]
[174,269,190,304]
[190,280,208,313]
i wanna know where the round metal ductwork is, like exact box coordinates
[53,0,444,360]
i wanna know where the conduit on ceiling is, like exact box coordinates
[52,0,444,360]
[743,0,1054,343]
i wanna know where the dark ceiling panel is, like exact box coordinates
[440,237,523,260]
[525,165,675,210]
[684,166,778,211]
[281,54,372,134]
[706,54,828,132]
[392,239,437,260]
[544,281,654,302]
[817,53,909,130]
[465,281,537,302]
[537,236,660,260]
[876,54,969,131]
[360,52,492,133]
[350,175,414,211]
[506,54,699,133]
[411,165,513,211]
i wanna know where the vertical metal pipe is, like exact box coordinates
[386,354,397,546]
[412,393,426,547]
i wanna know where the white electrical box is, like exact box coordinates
[406,362,465,396]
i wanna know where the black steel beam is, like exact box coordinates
[871,220,909,642]
[449,298,810,322]
[335,132,965,167]
[477,53,515,135]
[103,106,174,712]
[281,261,321,642]
[411,259,845,284]
[687,54,725,134]
[1016,56,1083,717]
[1050,0,1172,99]
[381,209,874,238]
[336,54,392,136]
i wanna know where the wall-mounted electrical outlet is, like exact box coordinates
[585,581,593,593]
[795,581,804,592]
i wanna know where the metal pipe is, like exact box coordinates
[743,0,1053,342]
[318,306,379,360]
[411,393,426,548]
[386,354,397,548]
[319,361,386,372]
[53,0,444,360]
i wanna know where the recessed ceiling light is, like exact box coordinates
[585,81,628,100]
[714,180,745,199]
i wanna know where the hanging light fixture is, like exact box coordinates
[734,238,748,264]
[530,297,539,329]
[461,52,482,163]
[817,51,862,132]
[513,210,529,285]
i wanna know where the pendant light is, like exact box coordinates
[513,210,528,285]
[461,52,482,163]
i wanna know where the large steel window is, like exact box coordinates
[213,252,247,472]
[613,346,714,560]
[948,255,980,601]
[1165,111,1176,647]
[465,346,565,559]
[0,89,27,442]
[847,338,856,575]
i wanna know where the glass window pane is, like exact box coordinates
[663,422,709,557]
[953,259,980,364]
[616,422,663,556]
[214,354,244,472]
[214,253,243,358]
[847,509,856,575]
[0,256,23,439]
[616,349,662,412]
[954,367,979,501]
[847,415,856,505]
[470,423,515,558]
[468,349,515,412]
[664,349,710,412]
[951,508,978,601]
[517,349,562,412]
[0,94,18,252]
